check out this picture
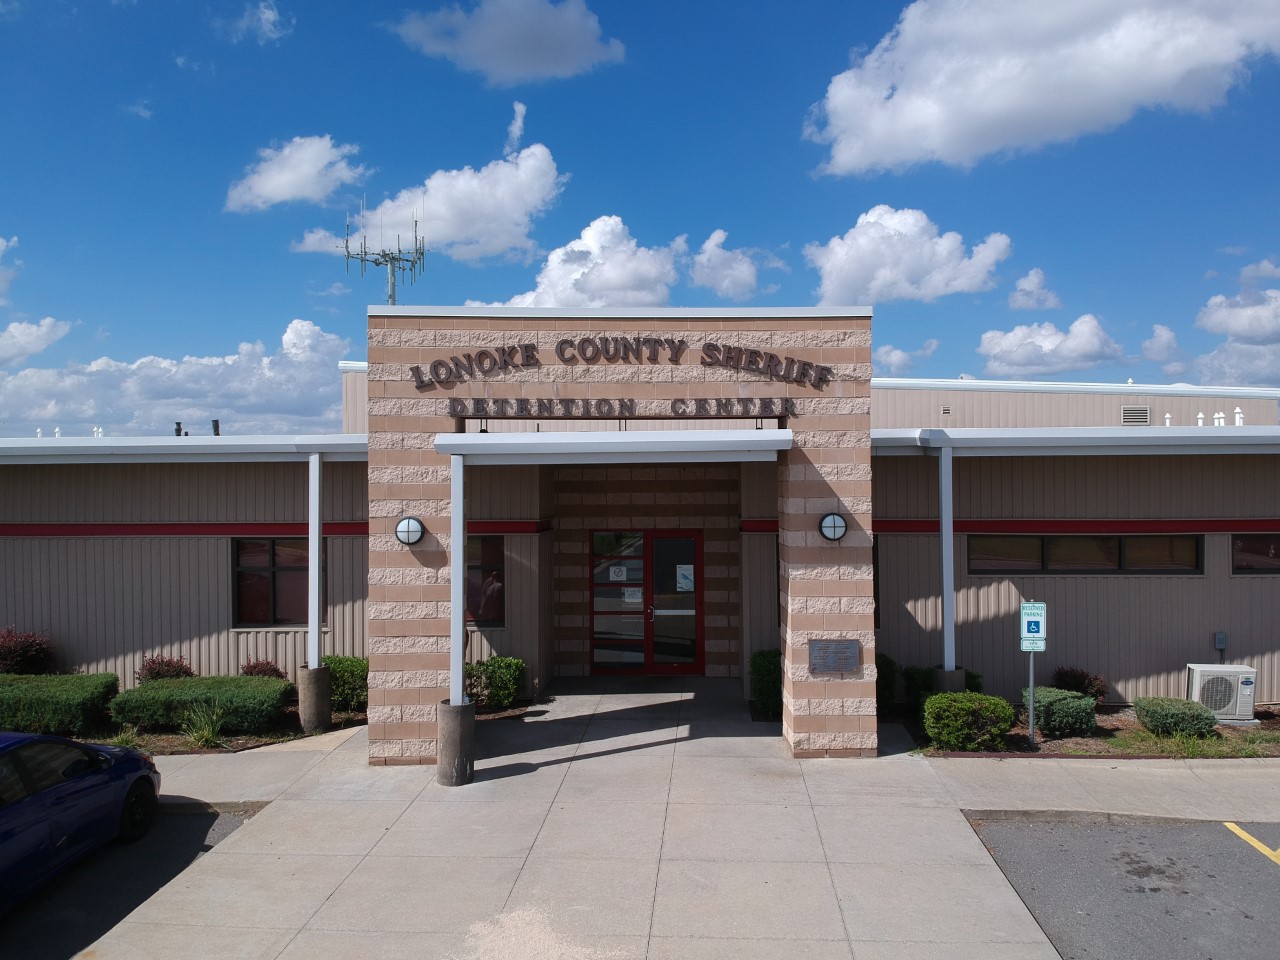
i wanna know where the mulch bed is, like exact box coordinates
[885,704,1280,758]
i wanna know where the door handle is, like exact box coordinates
[646,605,654,622]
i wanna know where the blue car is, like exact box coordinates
[0,732,161,912]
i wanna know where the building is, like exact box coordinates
[3,305,1279,765]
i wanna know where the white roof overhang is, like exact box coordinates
[0,435,369,465]
[434,428,793,466]
[872,427,1280,458]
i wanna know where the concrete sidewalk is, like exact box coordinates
[81,679,1280,960]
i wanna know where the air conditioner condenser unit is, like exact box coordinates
[1186,664,1257,722]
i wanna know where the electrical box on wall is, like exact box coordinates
[1214,632,1227,650]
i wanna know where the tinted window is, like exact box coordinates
[1233,534,1280,573]
[16,742,94,793]
[0,756,27,807]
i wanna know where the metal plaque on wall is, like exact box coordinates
[809,640,861,674]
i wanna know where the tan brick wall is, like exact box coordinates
[367,309,874,763]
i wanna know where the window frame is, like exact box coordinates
[465,535,507,628]
[233,538,326,628]
[1231,534,1280,574]
[967,534,1203,576]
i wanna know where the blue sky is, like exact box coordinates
[1,0,1279,435]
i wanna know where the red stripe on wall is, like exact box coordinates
[0,522,369,537]
[466,519,552,534]
[740,519,779,533]
[874,518,1280,535]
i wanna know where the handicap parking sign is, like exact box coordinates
[1020,601,1047,651]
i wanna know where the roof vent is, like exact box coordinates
[1121,405,1150,426]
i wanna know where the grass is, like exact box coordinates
[1064,726,1280,759]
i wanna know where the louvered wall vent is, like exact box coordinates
[940,405,951,416]
[1121,405,1151,425]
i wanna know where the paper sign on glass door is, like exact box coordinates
[675,564,694,592]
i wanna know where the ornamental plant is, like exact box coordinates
[135,654,195,684]
[923,692,1015,751]
[749,649,783,720]
[1023,686,1096,738]
[241,658,286,680]
[1050,666,1109,705]
[0,626,57,675]
[321,655,369,712]
[1134,696,1218,738]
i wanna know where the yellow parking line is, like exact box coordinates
[1224,822,1280,866]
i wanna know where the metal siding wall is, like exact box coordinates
[739,533,780,695]
[875,533,1280,704]
[465,534,542,697]
[872,455,937,520]
[468,464,543,520]
[0,533,368,688]
[872,388,1278,428]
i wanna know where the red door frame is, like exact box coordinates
[589,529,705,676]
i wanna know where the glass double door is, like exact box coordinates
[590,531,703,675]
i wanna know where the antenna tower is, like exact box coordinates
[343,206,426,305]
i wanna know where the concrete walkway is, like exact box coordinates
[81,678,1280,960]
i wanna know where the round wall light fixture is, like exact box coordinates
[395,516,425,546]
[818,512,848,542]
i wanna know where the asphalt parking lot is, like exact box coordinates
[0,810,244,960]
[970,814,1280,960]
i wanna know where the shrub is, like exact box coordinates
[0,627,57,675]
[1050,666,1108,705]
[135,655,195,684]
[923,692,1015,751]
[0,673,119,736]
[1134,696,1218,738]
[111,676,292,734]
[875,652,898,705]
[749,649,783,720]
[241,658,286,680]
[465,657,527,709]
[321,655,369,712]
[1023,686,1097,738]
[902,666,934,710]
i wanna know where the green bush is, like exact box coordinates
[749,649,783,720]
[1134,696,1218,738]
[923,692,1015,751]
[0,627,57,675]
[1023,686,1096,738]
[321,656,369,712]
[111,676,292,734]
[902,665,934,709]
[875,652,898,705]
[465,656,527,709]
[0,673,119,735]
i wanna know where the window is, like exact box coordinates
[1233,534,1280,573]
[969,534,1201,575]
[465,536,505,627]
[14,742,95,794]
[234,539,323,626]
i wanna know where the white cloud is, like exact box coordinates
[690,230,757,301]
[806,1,1280,174]
[0,317,71,367]
[1008,267,1061,310]
[1195,341,1280,387]
[1240,258,1280,285]
[505,101,527,155]
[873,337,938,375]
[296,143,565,262]
[490,216,686,307]
[124,99,153,120]
[0,319,347,437]
[1142,323,1186,377]
[977,314,1123,376]
[392,0,624,86]
[228,1,294,45]
[0,235,18,306]
[1196,288,1280,344]
[804,205,1011,305]
[226,135,369,213]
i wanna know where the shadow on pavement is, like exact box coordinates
[0,810,240,960]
